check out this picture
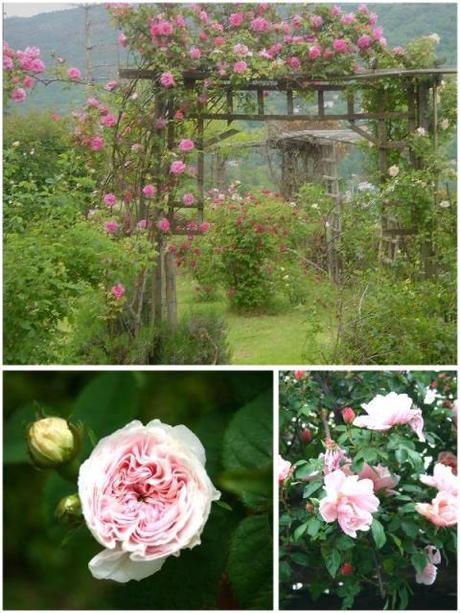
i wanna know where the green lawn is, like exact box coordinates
[177,274,337,364]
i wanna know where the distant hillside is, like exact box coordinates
[4,3,457,113]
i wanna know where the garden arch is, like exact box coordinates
[119,66,455,327]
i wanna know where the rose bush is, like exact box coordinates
[279,370,457,610]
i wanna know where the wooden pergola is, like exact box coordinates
[119,66,456,326]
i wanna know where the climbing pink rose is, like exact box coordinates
[353,392,425,442]
[199,222,210,234]
[189,47,202,60]
[358,463,400,493]
[233,61,248,74]
[90,135,105,151]
[294,370,305,381]
[330,5,342,16]
[250,17,269,32]
[142,184,156,198]
[101,113,117,127]
[309,46,322,60]
[179,139,194,152]
[78,419,220,582]
[23,75,36,89]
[333,39,348,53]
[310,15,323,28]
[3,55,13,70]
[170,160,186,175]
[416,491,457,527]
[341,13,356,25]
[182,193,195,206]
[159,72,175,88]
[357,35,372,49]
[287,56,301,70]
[103,193,117,207]
[420,463,458,496]
[157,218,170,232]
[229,12,244,27]
[67,67,81,80]
[111,283,125,300]
[137,219,148,230]
[118,33,127,47]
[323,441,349,474]
[104,220,119,234]
[319,469,380,538]
[278,455,292,484]
[11,88,26,103]
[104,80,118,91]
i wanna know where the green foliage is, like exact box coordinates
[279,370,457,610]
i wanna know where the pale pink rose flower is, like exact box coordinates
[358,463,400,493]
[11,88,26,103]
[416,491,457,527]
[159,72,175,88]
[179,139,194,152]
[67,67,81,80]
[170,160,186,175]
[278,455,292,484]
[420,463,458,496]
[319,469,380,538]
[322,440,349,474]
[416,547,441,585]
[353,392,425,442]
[78,420,220,582]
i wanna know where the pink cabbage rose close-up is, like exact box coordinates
[420,462,458,496]
[78,420,220,583]
[353,392,425,442]
[319,469,380,537]
[415,490,457,527]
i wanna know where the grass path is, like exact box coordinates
[177,275,336,364]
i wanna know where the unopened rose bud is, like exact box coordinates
[306,502,314,512]
[56,494,82,527]
[340,562,353,576]
[27,417,79,468]
[301,429,312,443]
[294,370,305,381]
[342,407,356,424]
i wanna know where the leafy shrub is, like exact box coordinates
[151,312,231,365]
[279,370,457,610]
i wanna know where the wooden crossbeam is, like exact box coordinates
[203,128,240,148]
[193,111,411,122]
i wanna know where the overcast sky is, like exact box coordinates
[4,3,85,18]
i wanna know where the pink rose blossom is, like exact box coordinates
[437,451,457,474]
[67,67,81,80]
[179,139,194,152]
[11,88,26,103]
[233,61,248,74]
[155,117,167,130]
[341,407,356,424]
[323,440,349,474]
[278,455,292,484]
[357,463,400,493]
[101,113,117,127]
[294,370,305,381]
[170,160,186,175]
[319,469,380,538]
[3,55,13,70]
[182,193,195,206]
[90,135,105,151]
[310,15,324,29]
[341,13,356,25]
[142,184,156,198]
[157,218,171,232]
[229,13,244,27]
[420,463,458,496]
[111,283,125,300]
[23,75,35,89]
[287,56,301,70]
[250,17,269,32]
[357,35,372,49]
[393,46,405,56]
[309,46,322,60]
[174,110,185,120]
[137,219,149,230]
[189,47,202,60]
[233,43,250,56]
[333,39,348,53]
[416,561,437,586]
[214,36,225,46]
[118,33,127,47]
[103,193,117,207]
[78,419,220,582]
[87,96,100,107]
[199,222,210,234]
[358,3,370,14]
[330,5,342,16]
[104,220,118,234]
[416,491,457,527]
[105,80,118,91]
[353,392,425,442]
[159,72,175,88]
[372,27,384,39]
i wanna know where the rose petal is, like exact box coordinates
[89,548,167,582]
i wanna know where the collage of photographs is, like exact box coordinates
[2,1,458,612]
